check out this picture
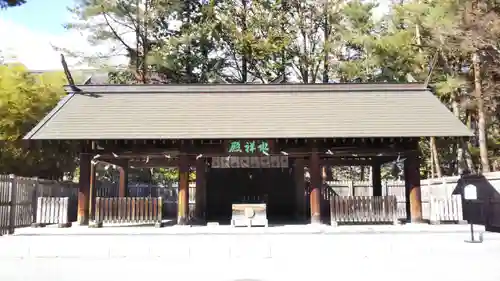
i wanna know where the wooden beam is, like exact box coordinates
[372,162,382,196]
[404,154,423,222]
[177,155,190,225]
[309,150,321,224]
[118,160,129,197]
[321,158,375,166]
[86,138,419,158]
[294,158,306,222]
[77,153,91,225]
[89,162,97,221]
[98,152,180,160]
[195,158,206,223]
[128,158,179,168]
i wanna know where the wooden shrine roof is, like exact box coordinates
[24,83,472,140]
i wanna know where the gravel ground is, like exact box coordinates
[1,224,500,281]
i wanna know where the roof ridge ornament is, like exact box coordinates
[60,54,81,93]
[61,54,98,97]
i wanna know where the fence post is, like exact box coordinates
[31,177,39,225]
[8,175,17,235]
[155,197,164,228]
[348,180,354,196]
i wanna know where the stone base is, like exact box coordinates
[154,222,164,228]
[188,217,206,226]
[307,222,325,227]
[89,221,103,228]
[58,222,72,228]
[31,223,46,228]
[310,215,321,225]
[173,224,192,228]
[231,218,268,228]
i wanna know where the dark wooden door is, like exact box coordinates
[206,167,296,224]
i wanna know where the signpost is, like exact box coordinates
[463,184,483,243]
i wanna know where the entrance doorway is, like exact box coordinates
[206,167,295,224]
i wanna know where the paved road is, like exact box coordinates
[2,225,500,281]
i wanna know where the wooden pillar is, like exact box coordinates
[326,165,333,180]
[372,162,382,196]
[294,158,305,222]
[195,158,206,223]
[404,154,423,222]
[321,165,328,222]
[89,162,97,221]
[309,150,321,224]
[177,155,190,225]
[77,153,91,225]
[118,160,129,197]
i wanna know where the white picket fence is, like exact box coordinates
[34,197,71,227]
[326,172,500,224]
[428,195,463,223]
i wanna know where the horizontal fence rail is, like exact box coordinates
[94,197,163,226]
[330,196,398,225]
[34,197,72,227]
[429,195,465,224]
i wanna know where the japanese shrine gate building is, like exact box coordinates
[24,83,472,225]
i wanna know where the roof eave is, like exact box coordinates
[23,93,76,140]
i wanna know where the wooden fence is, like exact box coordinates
[330,196,398,225]
[95,181,196,219]
[324,179,407,220]
[34,197,72,227]
[2,172,499,232]
[94,197,163,226]
[0,175,196,233]
[428,195,464,224]
[324,173,500,224]
[0,175,14,235]
[0,175,64,235]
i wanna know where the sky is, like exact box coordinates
[0,0,123,70]
[1,0,70,35]
[0,0,390,71]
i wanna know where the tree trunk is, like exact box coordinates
[415,21,442,178]
[473,52,490,173]
[452,99,475,174]
[185,1,193,82]
[322,1,329,83]
[142,0,149,83]
[241,0,249,83]
[430,143,435,178]
[464,112,475,171]
[360,166,365,181]
[135,0,141,81]
[430,137,442,177]
[280,0,287,82]
[461,138,475,173]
